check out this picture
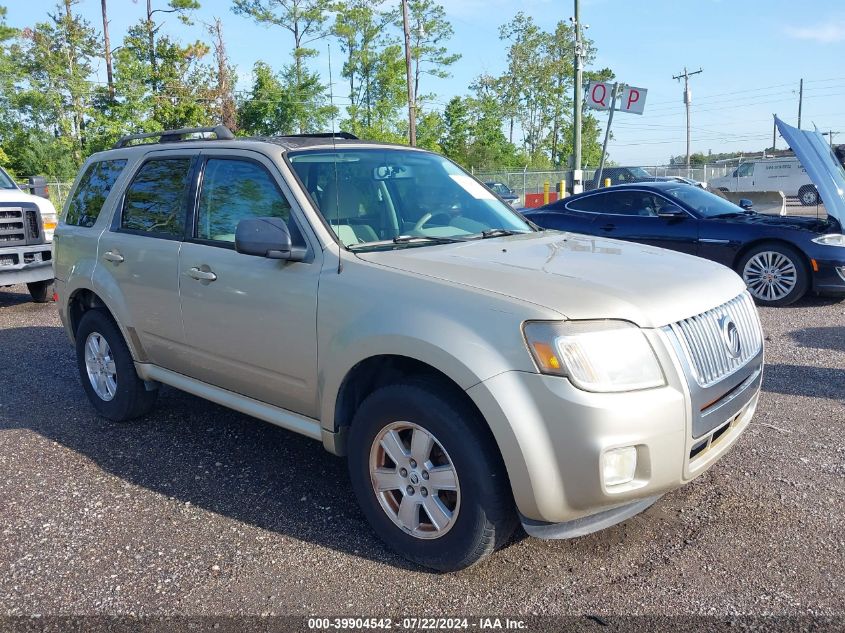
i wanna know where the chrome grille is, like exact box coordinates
[668,292,762,387]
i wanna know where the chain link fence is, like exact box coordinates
[18,180,73,211]
[472,164,737,203]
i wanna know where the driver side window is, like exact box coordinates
[196,158,293,243]
[736,163,754,177]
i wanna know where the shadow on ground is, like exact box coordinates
[0,323,427,570]
[788,327,845,354]
[0,288,38,308]
[762,362,845,400]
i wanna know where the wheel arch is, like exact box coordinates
[330,354,489,455]
[66,285,148,362]
[732,237,813,277]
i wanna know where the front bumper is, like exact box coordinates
[0,244,53,286]
[466,330,763,530]
[811,258,845,295]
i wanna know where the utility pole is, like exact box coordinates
[772,117,777,151]
[100,0,114,99]
[401,0,417,146]
[673,66,703,169]
[797,78,804,129]
[595,83,622,188]
[571,0,584,193]
[822,131,837,148]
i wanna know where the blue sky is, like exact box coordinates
[8,0,845,164]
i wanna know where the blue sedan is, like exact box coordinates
[524,182,845,306]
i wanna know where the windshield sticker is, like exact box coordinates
[450,174,496,200]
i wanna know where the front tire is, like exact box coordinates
[347,381,517,572]
[738,243,809,306]
[75,310,158,421]
[27,279,53,303]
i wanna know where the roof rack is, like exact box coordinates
[112,124,235,149]
[279,131,358,140]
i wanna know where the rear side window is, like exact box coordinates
[65,160,127,227]
[196,159,292,242]
[566,193,611,213]
[121,158,192,237]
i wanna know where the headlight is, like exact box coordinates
[523,320,666,392]
[812,234,845,247]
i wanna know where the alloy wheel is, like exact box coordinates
[369,421,460,539]
[800,189,818,206]
[742,250,798,302]
[84,332,117,401]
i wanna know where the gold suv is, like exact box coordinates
[55,126,764,571]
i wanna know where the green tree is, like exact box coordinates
[238,61,293,135]
[0,5,20,141]
[232,0,332,133]
[86,22,215,152]
[333,0,404,141]
[143,0,201,91]
[394,0,459,105]
[238,60,335,135]
[8,1,99,178]
[414,109,443,152]
[440,96,470,164]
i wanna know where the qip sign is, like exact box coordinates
[586,82,647,115]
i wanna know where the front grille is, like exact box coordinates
[669,292,762,387]
[0,207,26,244]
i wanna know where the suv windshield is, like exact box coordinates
[288,149,532,250]
[664,185,748,218]
[0,167,17,190]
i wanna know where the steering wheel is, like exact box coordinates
[413,212,433,232]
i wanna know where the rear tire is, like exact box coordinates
[75,309,158,421]
[347,381,517,572]
[27,280,53,303]
[798,185,819,206]
[737,243,809,307]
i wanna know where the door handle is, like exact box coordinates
[599,223,616,231]
[102,250,124,263]
[187,267,217,282]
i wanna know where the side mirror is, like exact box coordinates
[658,204,685,217]
[738,198,754,211]
[235,217,305,261]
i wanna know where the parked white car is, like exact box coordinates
[709,157,819,206]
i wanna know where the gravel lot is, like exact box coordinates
[0,284,843,621]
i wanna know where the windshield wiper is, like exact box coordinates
[347,234,466,251]
[480,229,518,238]
[392,234,467,244]
[469,229,528,239]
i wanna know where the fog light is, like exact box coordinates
[836,266,845,282]
[602,446,637,487]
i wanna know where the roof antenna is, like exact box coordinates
[328,43,343,274]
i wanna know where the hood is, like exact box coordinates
[719,211,839,233]
[775,116,845,225]
[0,188,58,216]
[357,232,746,328]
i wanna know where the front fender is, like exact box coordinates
[315,257,556,435]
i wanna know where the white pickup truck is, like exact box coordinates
[0,166,57,302]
